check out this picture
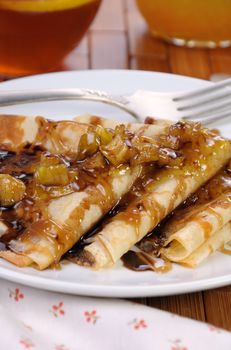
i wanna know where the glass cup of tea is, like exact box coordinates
[136,0,231,48]
[0,0,101,76]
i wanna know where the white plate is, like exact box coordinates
[0,70,230,297]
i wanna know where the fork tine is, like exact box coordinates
[194,110,231,126]
[182,100,231,120]
[173,77,231,102]
[177,91,231,111]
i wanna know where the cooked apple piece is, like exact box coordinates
[35,164,69,186]
[0,174,26,206]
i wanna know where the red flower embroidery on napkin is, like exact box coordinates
[84,310,99,324]
[9,288,24,302]
[19,337,34,349]
[128,318,148,330]
[51,302,65,317]
[55,345,69,350]
[170,339,188,350]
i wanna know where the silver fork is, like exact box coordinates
[0,77,231,125]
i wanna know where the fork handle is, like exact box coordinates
[0,88,141,121]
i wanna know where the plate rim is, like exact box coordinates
[0,264,230,297]
[0,69,230,297]
[0,68,211,87]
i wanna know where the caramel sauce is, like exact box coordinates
[169,176,187,212]
[89,116,104,126]
[14,219,76,265]
[122,250,152,271]
[66,165,158,254]
[121,250,172,273]
[0,115,25,148]
[0,119,117,247]
[220,247,231,255]
[0,117,229,271]
[135,125,150,138]
[206,207,224,228]
[65,198,123,254]
[139,163,231,255]
[144,117,157,125]
[68,164,168,256]
[50,262,62,270]
[195,218,213,240]
[0,143,113,248]
[68,139,230,266]
[117,208,142,238]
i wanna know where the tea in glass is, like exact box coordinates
[0,0,101,76]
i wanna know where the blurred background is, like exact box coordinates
[0,0,231,81]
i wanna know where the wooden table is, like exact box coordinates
[1,0,231,331]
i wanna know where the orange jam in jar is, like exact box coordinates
[136,0,231,48]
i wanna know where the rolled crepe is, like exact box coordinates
[180,221,231,267]
[160,192,231,262]
[0,115,174,269]
[0,250,32,267]
[74,115,172,139]
[80,139,231,269]
[8,165,141,269]
[0,114,89,154]
[0,114,39,150]
[39,118,89,155]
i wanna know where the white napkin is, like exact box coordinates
[0,279,230,350]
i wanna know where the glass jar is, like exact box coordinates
[136,0,231,48]
[0,0,101,76]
